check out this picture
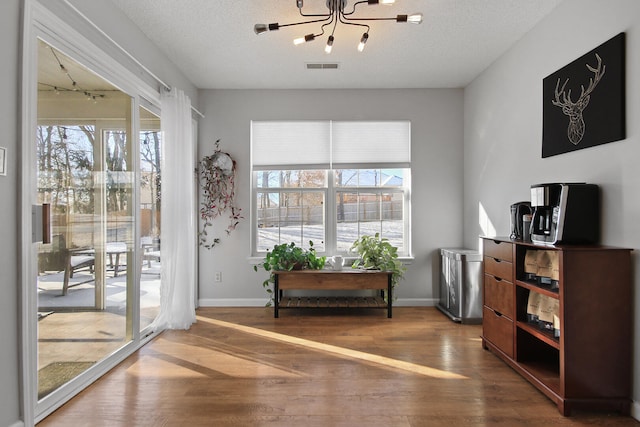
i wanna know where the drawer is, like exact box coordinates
[483,306,514,358]
[484,274,514,319]
[483,239,513,262]
[484,256,513,281]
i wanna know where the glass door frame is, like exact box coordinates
[21,1,164,424]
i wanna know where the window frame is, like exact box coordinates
[252,168,411,257]
[333,184,409,255]
[255,184,328,253]
[250,120,412,258]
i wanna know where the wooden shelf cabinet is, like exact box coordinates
[481,237,632,416]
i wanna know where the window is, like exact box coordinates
[335,168,408,253]
[252,121,411,256]
[256,170,327,252]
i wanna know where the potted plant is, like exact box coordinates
[254,241,326,306]
[350,233,406,293]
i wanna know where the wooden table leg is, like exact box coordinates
[274,273,279,318]
[387,273,393,318]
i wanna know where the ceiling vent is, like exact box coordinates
[306,63,339,70]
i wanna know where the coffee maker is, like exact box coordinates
[530,183,600,245]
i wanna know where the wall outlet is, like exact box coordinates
[214,272,222,282]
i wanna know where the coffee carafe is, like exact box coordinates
[530,183,600,245]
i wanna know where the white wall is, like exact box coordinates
[197,89,464,306]
[463,0,640,417]
[1,1,22,425]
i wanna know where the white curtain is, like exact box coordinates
[151,88,196,331]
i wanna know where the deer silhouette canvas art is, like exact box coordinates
[552,53,605,145]
[542,33,625,158]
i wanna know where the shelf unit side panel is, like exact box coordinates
[561,249,632,398]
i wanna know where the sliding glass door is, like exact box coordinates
[36,40,134,399]
[34,37,159,410]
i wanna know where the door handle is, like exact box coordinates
[32,203,51,244]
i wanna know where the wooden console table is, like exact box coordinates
[273,269,393,318]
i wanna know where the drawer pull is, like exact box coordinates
[493,258,502,263]
[494,277,503,282]
[493,310,504,318]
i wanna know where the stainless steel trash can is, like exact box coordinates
[437,248,483,324]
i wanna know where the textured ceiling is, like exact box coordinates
[108,0,564,89]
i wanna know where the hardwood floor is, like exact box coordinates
[38,307,638,426]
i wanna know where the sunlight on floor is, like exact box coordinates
[197,316,469,380]
[127,339,303,379]
[126,356,207,379]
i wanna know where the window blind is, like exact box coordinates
[251,121,331,170]
[331,121,411,168]
[251,120,411,169]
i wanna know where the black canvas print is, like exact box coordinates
[542,33,625,158]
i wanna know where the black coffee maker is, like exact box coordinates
[510,202,532,240]
[530,183,600,245]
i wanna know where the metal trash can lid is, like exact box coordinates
[440,248,482,262]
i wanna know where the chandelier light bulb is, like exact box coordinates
[407,13,423,24]
[294,34,315,45]
[357,33,369,52]
[325,35,334,54]
[255,23,280,34]
[254,24,268,35]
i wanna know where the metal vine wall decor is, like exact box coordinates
[198,139,243,249]
[542,32,625,158]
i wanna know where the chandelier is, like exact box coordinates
[254,0,423,53]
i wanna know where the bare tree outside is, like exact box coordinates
[140,130,162,236]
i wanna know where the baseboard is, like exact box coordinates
[198,298,268,307]
[8,420,24,427]
[395,298,437,307]
[631,399,640,421]
[198,298,438,307]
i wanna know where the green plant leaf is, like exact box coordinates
[253,240,326,306]
[349,233,406,300]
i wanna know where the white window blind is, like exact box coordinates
[252,120,411,169]
[251,121,331,169]
[331,121,411,168]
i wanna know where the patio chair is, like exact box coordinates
[141,236,161,267]
[53,235,95,296]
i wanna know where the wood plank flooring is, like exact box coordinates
[37,307,638,427]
